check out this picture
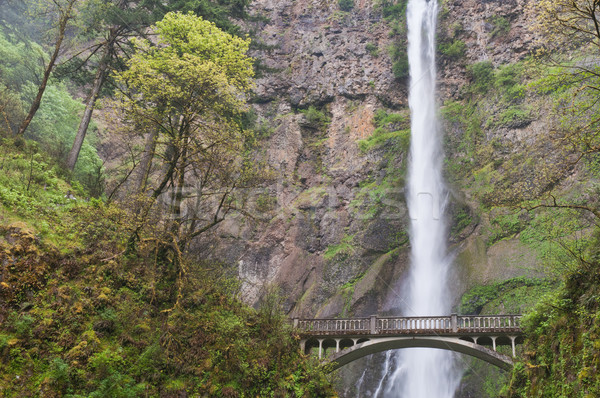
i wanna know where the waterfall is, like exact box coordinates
[383,0,462,396]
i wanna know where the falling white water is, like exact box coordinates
[355,369,368,398]
[383,0,461,396]
[373,351,393,397]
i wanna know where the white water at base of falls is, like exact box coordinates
[382,0,462,396]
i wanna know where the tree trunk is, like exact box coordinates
[136,129,158,194]
[17,0,76,136]
[66,29,117,170]
[171,137,188,238]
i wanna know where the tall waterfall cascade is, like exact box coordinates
[381,0,462,396]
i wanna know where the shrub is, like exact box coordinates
[338,0,354,11]
[489,15,511,39]
[366,42,379,57]
[301,106,330,129]
[467,61,494,94]
[392,54,409,80]
[496,106,532,128]
[440,39,466,60]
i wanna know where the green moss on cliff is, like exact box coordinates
[504,238,600,397]
[459,277,557,315]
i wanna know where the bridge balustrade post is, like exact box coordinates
[371,316,377,334]
[451,313,458,333]
[293,318,299,328]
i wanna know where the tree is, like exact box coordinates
[17,0,80,137]
[64,0,164,171]
[519,1,600,221]
[63,0,253,170]
[532,0,600,160]
[533,0,600,52]
[115,11,256,251]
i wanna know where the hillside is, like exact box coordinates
[0,138,335,396]
[1,0,600,396]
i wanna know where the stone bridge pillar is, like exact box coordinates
[510,336,516,357]
[318,339,323,359]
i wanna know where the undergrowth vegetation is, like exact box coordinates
[0,138,336,397]
[504,233,600,397]
[0,29,104,195]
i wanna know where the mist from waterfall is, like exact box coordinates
[383,0,462,396]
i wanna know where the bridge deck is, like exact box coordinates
[295,314,523,370]
[294,314,522,337]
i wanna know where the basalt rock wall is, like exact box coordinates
[208,0,543,318]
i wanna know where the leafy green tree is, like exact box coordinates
[17,0,80,137]
[524,0,600,219]
[532,0,600,158]
[150,0,251,35]
[116,11,256,250]
[65,0,150,170]
[64,0,253,171]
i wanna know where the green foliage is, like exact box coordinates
[392,53,409,80]
[366,42,379,57]
[490,106,532,128]
[161,0,252,35]
[0,28,104,194]
[373,109,407,126]
[489,15,511,39]
[442,99,485,178]
[338,0,354,11]
[115,11,260,245]
[528,61,600,170]
[466,61,526,104]
[324,234,355,261]
[256,192,278,213]
[467,61,495,94]
[358,129,410,153]
[450,205,473,237]
[486,209,526,245]
[47,358,70,389]
[460,277,556,315]
[504,234,600,396]
[301,105,331,130]
[0,139,106,247]
[0,163,336,396]
[377,0,408,19]
[358,109,410,153]
[440,39,466,61]
[443,61,532,196]
[377,0,409,81]
[0,29,42,93]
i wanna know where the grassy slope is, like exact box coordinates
[0,137,336,397]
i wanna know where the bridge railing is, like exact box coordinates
[296,318,371,334]
[378,316,452,334]
[295,314,522,336]
[458,315,521,332]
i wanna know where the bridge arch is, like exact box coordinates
[324,336,514,372]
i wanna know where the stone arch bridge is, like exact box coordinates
[294,314,523,371]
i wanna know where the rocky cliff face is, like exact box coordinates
[207,0,560,395]
[213,0,410,318]
[213,0,545,317]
